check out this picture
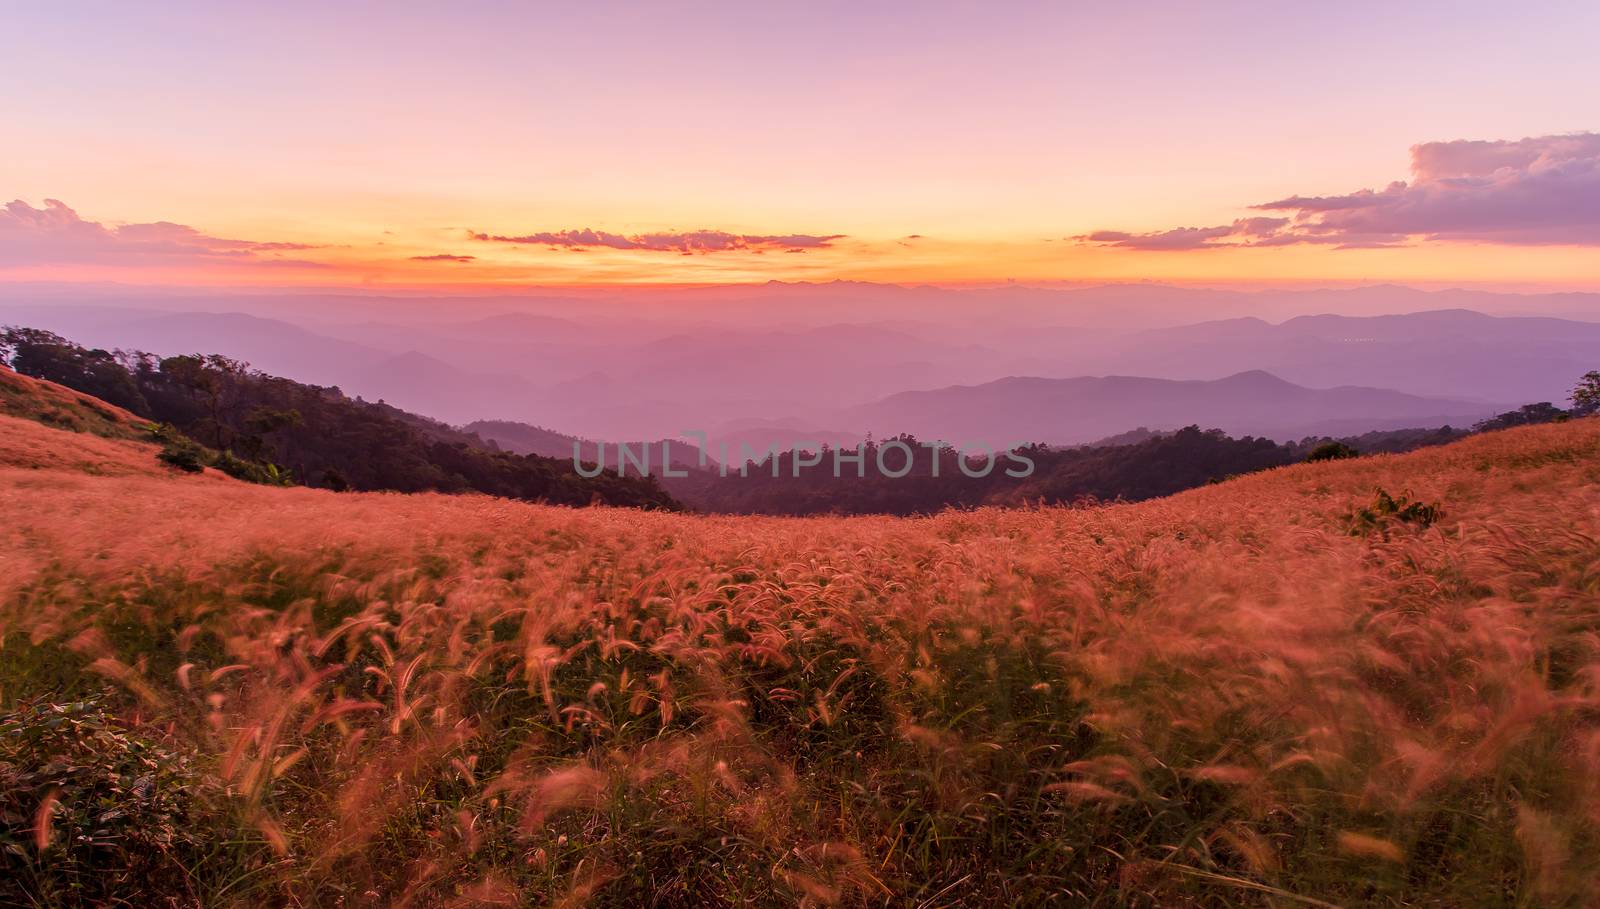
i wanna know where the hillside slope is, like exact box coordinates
[1,328,680,509]
[2,420,1598,906]
[0,412,183,478]
[0,364,150,440]
[0,366,225,479]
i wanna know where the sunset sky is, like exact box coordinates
[4,1,1599,288]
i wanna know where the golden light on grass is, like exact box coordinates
[2,413,1599,905]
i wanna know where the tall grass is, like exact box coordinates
[2,418,1599,906]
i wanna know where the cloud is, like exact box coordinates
[410,253,476,262]
[469,227,845,253]
[1078,218,1294,251]
[1081,225,1235,251]
[0,199,327,267]
[1079,132,1600,250]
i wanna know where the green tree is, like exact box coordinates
[1474,402,1569,432]
[1573,370,1600,416]
[239,405,303,460]
[158,354,248,449]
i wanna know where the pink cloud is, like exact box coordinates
[0,199,327,267]
[1081,225,1236,251]
[1080,217,1291,251]
[410,253,476,262]
[1079,132,1600,250]
[470,227,845,253]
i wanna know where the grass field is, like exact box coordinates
[2,409,1598,907]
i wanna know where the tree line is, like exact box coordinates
[0,327,679,509]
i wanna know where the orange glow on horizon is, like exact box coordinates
[6,226,1600,292]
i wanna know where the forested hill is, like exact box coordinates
[662,425,1471,516]
[0,327,679,509]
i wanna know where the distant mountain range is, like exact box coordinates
[463,418,858,469]
[8,319,1576,517]
[844,370,1499,445]
[467,368,1494,457]
[5,286,1593,441]
[1076,308,1600,405]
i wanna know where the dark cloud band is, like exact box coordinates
[470,228,844,253]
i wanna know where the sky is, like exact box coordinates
[3,0,1600,288]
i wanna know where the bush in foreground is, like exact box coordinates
[0,694,263,907]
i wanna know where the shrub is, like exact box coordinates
[0,693,252,906]
[156,436,207,474]
[151,423,294,486]
[1347,486,1443,535]
[212,450,294,487]
[321,466,350,492]
[1306,441,1360,462]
